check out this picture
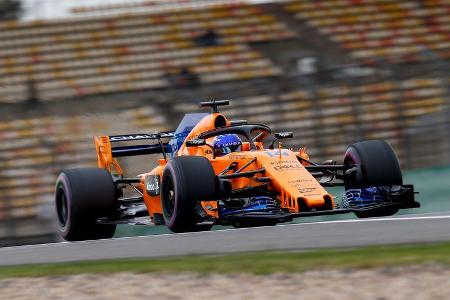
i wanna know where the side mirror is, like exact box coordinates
[186,139,206,147]
[319,160,336,184]
[321,159,336,165]
[230,120,248,126]
[275,132,293,139]
[269,132,294,149]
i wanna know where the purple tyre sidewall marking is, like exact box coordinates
[344,147,361,165]
[164,163,179,228]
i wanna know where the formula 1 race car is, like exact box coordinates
[55,100,419,241]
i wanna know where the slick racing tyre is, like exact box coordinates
[55,168,117,241]
[344,140,402,218]
[161,156,217,233]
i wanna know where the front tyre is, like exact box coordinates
[344,140,402,218]
[55,168,117,241]
[161,156,217,233]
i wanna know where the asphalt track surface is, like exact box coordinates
[1,212,450,266]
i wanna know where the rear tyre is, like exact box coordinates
[161,156,217,233]
[55,168,117,241]
[344,140,402,218]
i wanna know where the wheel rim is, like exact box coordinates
[163,175,175,218]
[56,186,68,227]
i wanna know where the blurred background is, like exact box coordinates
[0,0,449,246]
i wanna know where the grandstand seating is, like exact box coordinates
[285,0,450,62]
[0,106,168,237]
[0,4,294,103]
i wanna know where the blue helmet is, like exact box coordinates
[213,134,242,156]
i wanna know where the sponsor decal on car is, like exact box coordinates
[188,139,206,145]
[264,149,291,157]
[110,132,174,142]
[269,160,302,171]
[110,134,155,141]
[145,175,160,196]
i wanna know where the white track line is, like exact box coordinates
[392,211,450,218]
[283,215,450,226]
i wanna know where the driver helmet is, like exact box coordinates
[212,134,242,156]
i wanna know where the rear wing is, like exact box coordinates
[94,131,174,175]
